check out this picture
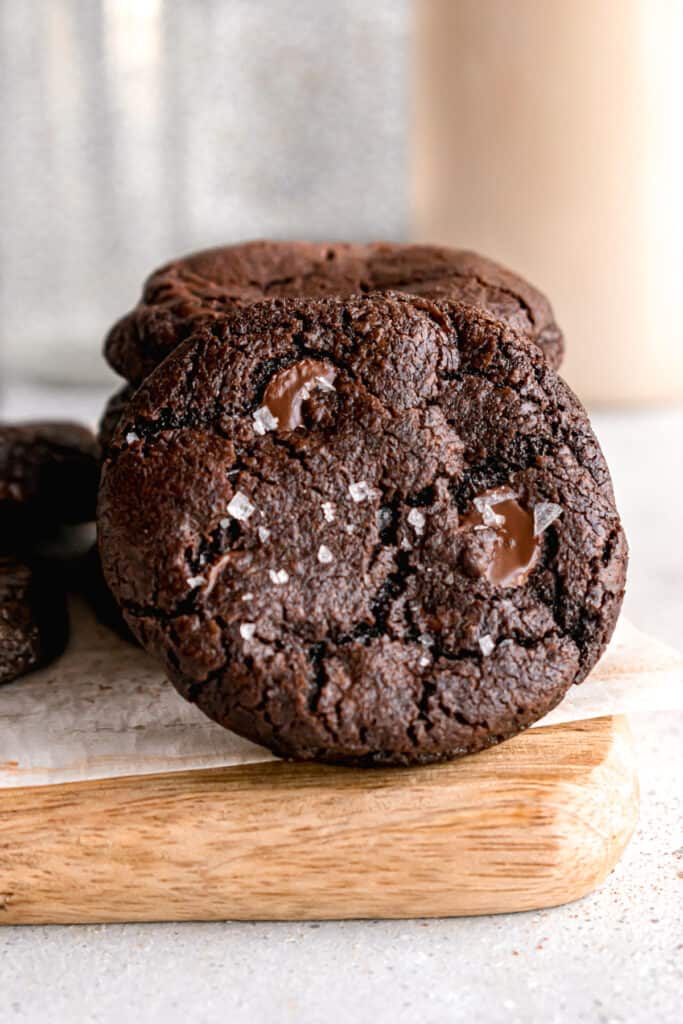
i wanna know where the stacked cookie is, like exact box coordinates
[97,241,627,766]
[0,423,100,684]
[98,241,564,448]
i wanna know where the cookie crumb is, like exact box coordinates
[479,634,495,657]
[253,406,278,435]
[317,544,334,564]
[227,491,255,521]
[533,501,563,537]
[268,568,289,585]
[321,501,336,522]
[407,508,426,534]
[240,622,256,640]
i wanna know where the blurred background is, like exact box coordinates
[3,0,683,400]
[1,0,682,640]
[0,0,409,383]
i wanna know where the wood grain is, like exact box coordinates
[0,716,638,924]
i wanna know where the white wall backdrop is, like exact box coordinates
[0,0,410,382]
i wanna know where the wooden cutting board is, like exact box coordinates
[0,715,638,924]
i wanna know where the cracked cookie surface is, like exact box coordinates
[104,240,564,386]
[98,294,625,766]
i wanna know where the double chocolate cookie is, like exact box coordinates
[98,385,135,453]
[104,240,564,388]
[0,420,101,680]
[0,421,100,533]
[0,555,68,685]
[98,294,626,766]
[71,544,136,645]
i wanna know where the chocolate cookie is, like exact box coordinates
[104,240,564,386]
[98,385,135,452]
[0,555,68,685]
[0,422,100,534]
[98,294,625,766]
[73,543,136,644]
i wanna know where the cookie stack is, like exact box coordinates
[97,241,627,766]
[0,423,100,684]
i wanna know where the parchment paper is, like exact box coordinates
[1,600,681,789]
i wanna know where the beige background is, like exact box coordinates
[415,0,683,404]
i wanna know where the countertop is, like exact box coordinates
[0,387,681,1024]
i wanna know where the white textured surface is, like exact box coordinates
[0,394,681,1023]
[2,605,681,789]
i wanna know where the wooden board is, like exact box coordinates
[0,716,638,925]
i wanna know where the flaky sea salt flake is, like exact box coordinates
[474,488,516,511]
[533,501,563,537]
[315,375,336,392]
[253,405,279,435]
[407,508,426,535]
[125,431,139,444]
[268,568,289,585]
[474,488,516,526]
[317,544,334,564]
[478,634,495,657]
[348,480,378,503]
[481,504,505,527]
[321,501,336,522]
[258,526,271,542]
[187,575,205,589]
[227,491,255,521]
[418,633,434,648]
[240,622,256,640]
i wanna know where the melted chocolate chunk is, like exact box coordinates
[461,490,540,588]
[262,360,336,432]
